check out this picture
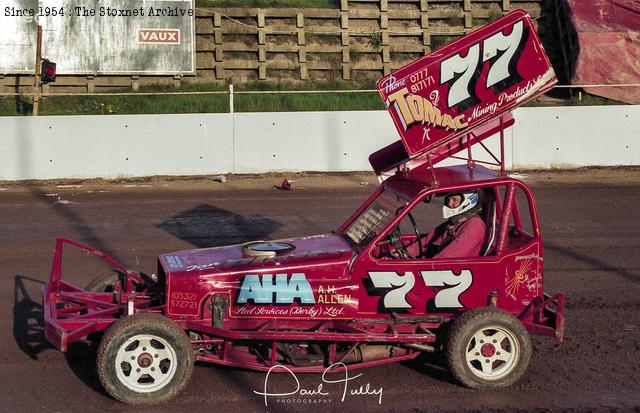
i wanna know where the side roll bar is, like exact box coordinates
[49,237,129,291]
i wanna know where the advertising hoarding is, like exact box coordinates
[0,0,195,75]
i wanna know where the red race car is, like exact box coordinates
[43,10,564,405]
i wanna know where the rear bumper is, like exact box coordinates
[520,292,565,343]
[43,281,120,352]
[43,282,65,351]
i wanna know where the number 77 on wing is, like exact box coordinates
[376,10,557,157]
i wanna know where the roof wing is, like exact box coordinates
[376,10,556,160]
[370,112,515,175]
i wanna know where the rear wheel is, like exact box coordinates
[446,307,531,389]
[96,313,194,404]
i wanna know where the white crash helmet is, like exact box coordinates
[442,191,479,219]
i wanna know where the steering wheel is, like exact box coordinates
[388,209,422,259]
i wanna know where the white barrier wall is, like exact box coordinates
[233,111,396,173]
[0,114,233,181]
[0,105,638,180]
[512,106,640,168]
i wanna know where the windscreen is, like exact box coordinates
[343,190,408,247]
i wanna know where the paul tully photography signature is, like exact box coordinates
[254,362,383,406]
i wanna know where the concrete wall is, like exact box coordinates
[0,114,233,180]
[512,106,639,168]
[1,105,638,181]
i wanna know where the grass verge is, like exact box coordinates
[0,81,625,116]
[0,80,385,115]
[235,90,383,112]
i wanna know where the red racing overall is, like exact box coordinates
[409,215,486,259]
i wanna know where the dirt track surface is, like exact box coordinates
[1,169,640,412]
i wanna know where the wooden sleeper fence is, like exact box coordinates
[0,0,542,94]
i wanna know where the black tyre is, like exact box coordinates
[85,272,145,293]
[85,273,123,293]
[446,307,532,389]
[96,313,194,404]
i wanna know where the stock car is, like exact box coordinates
[43,10,564,405]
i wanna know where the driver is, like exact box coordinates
[408,191,486,259]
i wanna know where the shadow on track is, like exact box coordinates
[65,340,111,398]
[157,203,283,248]
[545,241,639,282]
[195,365,289,413]
[401,349,459,386]
[29,190,124,262]
[13,275,52,359]
[13,275,109,397]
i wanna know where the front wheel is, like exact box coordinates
[446,307,532,389]
[85,272,123,293]
[96,313,194,404]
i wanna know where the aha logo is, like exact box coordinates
[237,273,315,305]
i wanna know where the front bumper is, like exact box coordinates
[520,292,565,342]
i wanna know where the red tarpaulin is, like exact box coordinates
[568,0,640,104]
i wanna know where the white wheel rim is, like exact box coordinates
[464,325,520,381]
[114,334,178,393]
